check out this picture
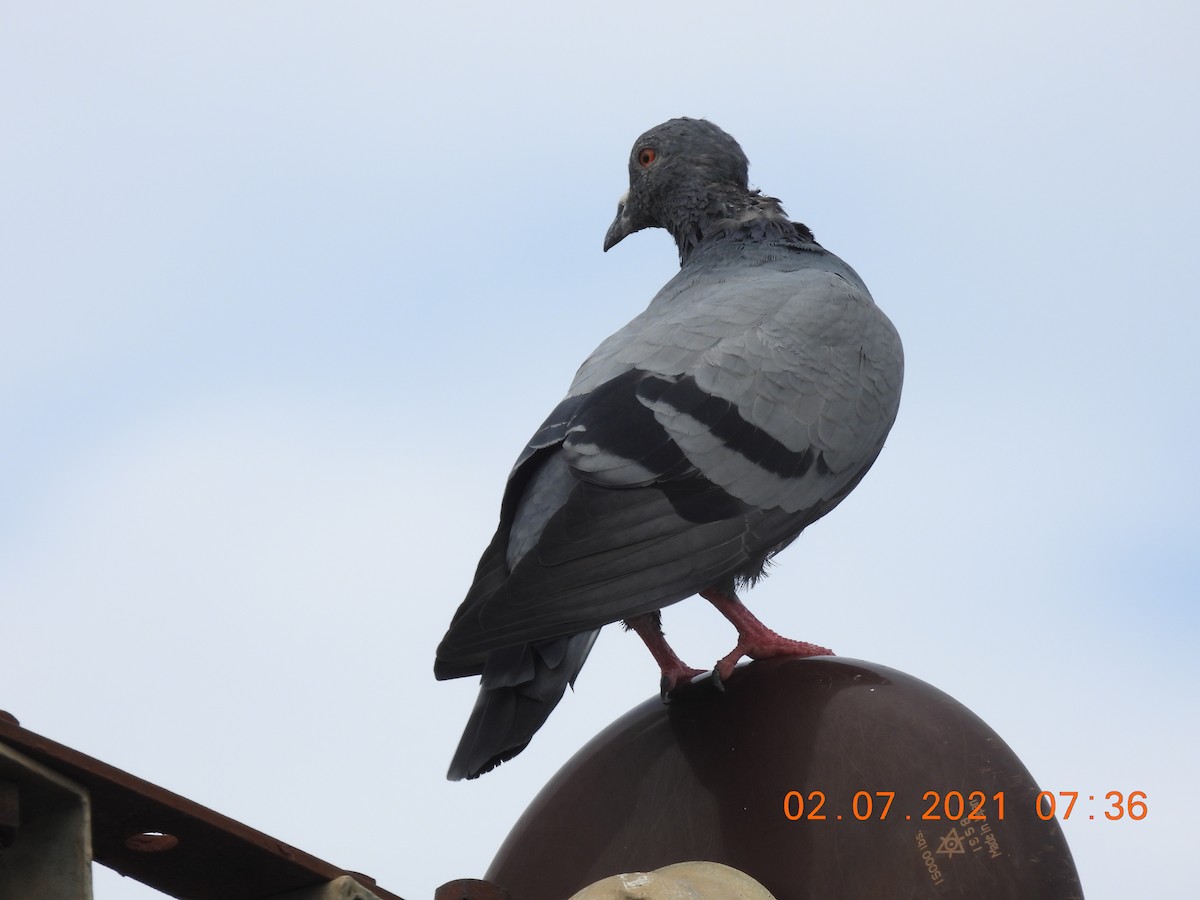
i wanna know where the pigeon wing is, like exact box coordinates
[435,263,901,673]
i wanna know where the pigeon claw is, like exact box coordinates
[711,666,727,693]
[659,664,707,702]
[712,635,835,688]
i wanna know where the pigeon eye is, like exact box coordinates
[638,148,657,167]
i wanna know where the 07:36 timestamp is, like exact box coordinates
[1036,790,1148,821]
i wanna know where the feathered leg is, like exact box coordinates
[624,612,704,697]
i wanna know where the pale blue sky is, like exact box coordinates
[3,2,1197,897]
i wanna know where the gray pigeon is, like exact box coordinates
[435,118,903,780]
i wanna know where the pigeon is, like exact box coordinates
[435,118,903,780]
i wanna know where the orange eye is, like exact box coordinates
[638,148,657,167]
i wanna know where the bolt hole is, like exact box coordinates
[125,832,179,852]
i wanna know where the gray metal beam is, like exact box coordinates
[0,740,93,900]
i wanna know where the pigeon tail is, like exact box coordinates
[447,630,599,780]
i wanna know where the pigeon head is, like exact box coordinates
[604,118,768,261]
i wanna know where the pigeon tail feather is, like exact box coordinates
[446,630,599,780]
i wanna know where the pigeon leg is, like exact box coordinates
[701,589,833,687]
[624,613,705,698]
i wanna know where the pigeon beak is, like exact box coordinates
[603,191,633,252]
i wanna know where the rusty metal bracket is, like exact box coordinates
[0,711,403,900]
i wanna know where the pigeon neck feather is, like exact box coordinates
[670,186,813,265]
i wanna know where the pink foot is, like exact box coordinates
[701,589,833,688]
[624,614,705,697]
